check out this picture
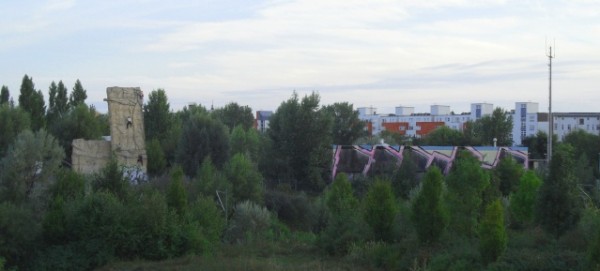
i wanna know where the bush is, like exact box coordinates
[225,200,271,244]
[186,196,226,254]
[0,202,40,269]
[265,189,317,231]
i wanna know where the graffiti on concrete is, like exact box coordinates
[332,144,528,179]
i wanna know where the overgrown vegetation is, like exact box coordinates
[0,77,599,270]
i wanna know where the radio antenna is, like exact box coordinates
[546,38,555,163]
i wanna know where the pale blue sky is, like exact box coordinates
[1,0,599,114]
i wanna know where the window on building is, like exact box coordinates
[580,118,584,125]
[529,125,535,131]
[568,124,571,130]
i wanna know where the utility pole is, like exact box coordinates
[546,41,555,163]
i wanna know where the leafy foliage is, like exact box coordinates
[445,151,490,237]
[266,92,332,192]
[0,104,30,157]
[143,88,173,142]
[494,156,524,197]
[146,138,167,176]
[167,166,188,217]
[412,167,447,244]
[226,153,264,205]
[509,170,542,227]
[176,112,230,176]
[536,144,582,238]
[473,107,513,146]
[225,200,271,244]
[479,199,507,264]
[363,179,397,242]
[19,75,46,131]
[0,202,40,269]
[322,102,365,145]
[422,126,465,146]
[392,151,420,199]
[0,85,9,105]
[68,79,87,107]
[92,158,130,201]
[211,102,254,131]
[0,129,64,204]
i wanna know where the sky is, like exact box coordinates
[1,0,599,114]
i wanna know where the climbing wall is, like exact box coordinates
[106,87,147,173]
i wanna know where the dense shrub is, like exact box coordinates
[0,202,40,269]
[225,200,272,244]
[265,189,317,231]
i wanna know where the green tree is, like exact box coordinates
[392,151,419,199]
[423,126,465,146]
[0,202,40,269]
[176,113,230,176]
[363,179,397,242]
[46,80,69,123]
[211,102,254,131]
[229,125,260,160]
[143,89,172,142]
[320,173,364,254]
[326,173,358,216]
[68,79,87,107]
[193,156,229,200]
[412,167,448,244]
[536,144,581,238]
[146,138,167,176]
[266,92,332,192]
[19,75,46,130]
[0,85,8,105]
[0,129,64,204]
[187,196,226,254]
[49,104,103,165]
[92,158,130,201]
[0,105,30,157]
[167,166,188,217]
[226,153,264,205]
[462,120,482,146]
[473,108,513,146]
[563,129,600,178]
[494,156,524,197]
[322,102,365,145]
[509,170,542,226]
[479,199,507,265]
[445,151,490,237]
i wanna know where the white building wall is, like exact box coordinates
[512,102,539,146]
[552,113,600,140]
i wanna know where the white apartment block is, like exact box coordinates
[358,101,600,146]
[550,113,600,140]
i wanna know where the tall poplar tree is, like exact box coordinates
[19,75,46,130]
[412,167,448,244]
[0,85,9,105]
[69,79,87,107]
[143,89,172,142]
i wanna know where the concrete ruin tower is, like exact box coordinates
[105,87,147,173]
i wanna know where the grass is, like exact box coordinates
[96,235,377,271]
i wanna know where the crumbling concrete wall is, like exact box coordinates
[72,139,111,174]
[106,87,147,173]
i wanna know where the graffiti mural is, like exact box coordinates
[332,145,528,179]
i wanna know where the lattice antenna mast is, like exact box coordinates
[546,39,555,163]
